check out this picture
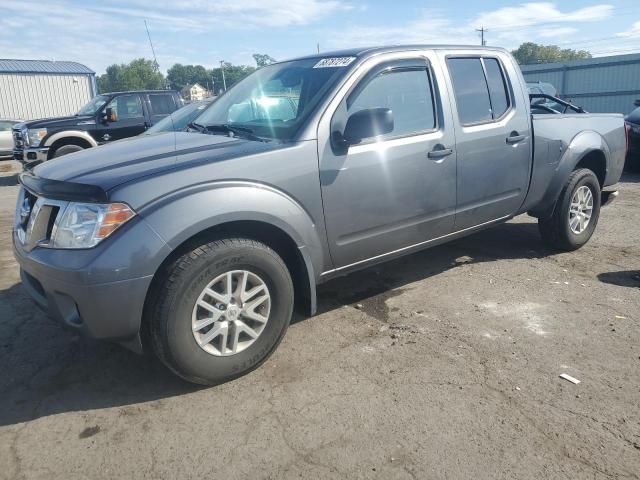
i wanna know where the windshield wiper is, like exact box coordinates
[187,121,207,133]
[204,124,268,142]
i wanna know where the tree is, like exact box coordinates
[252,53,276,67]
[97,58,165,93]
[511,42,592,65]
[167,64,212,91]
[211,63,256,93]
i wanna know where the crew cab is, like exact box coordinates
[13,90,182,167]
[13,46,626,385]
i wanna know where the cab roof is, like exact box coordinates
[283,45,509,63]
[99,90,179,96]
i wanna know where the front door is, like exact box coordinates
[319,55,457,269]
[442,53,531,229]
[94,94,147,144]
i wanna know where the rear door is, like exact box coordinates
[442,53,531,229]
[318,53,458,269]
[147,93,179,125]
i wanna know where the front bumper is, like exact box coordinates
[12,215,172,353]
[14,147,49,168]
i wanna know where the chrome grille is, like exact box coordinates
[15,188,66,251]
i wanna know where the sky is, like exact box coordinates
[1,0,639,74]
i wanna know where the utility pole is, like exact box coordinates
[220,60,227,92]
[476,26,488,46]
[144,20,160,71]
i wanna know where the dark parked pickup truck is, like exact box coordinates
[13,90,182,167]
[13,46,626,385]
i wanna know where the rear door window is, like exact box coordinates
[447,58,492,125]
[149,94,177,116]
[483,58,510,118]
[447,57,512,125]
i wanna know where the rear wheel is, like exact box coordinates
[52,144,85,158]
[149,238,294,385]
[538,168,601,251]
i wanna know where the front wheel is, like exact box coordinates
[52,144,85,158]
[538,168,601,251]
[149,238,294,385]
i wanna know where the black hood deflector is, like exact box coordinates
[20,173,108,203]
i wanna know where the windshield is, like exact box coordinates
[146,100,213,134]
[195,57,350,141]
[77,95,109,116]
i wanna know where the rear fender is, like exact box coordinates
[528,131,609,219]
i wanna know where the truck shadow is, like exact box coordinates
[0,173,19,186]
[597,270,640,288]
[620,171,640,183]
[312,221,554,322]
[0,221,556,427]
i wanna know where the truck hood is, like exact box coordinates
[33,132,283,192]
[20,115,95,129]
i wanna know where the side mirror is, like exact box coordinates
[634,99,640,107]
[104,107,117,122]
[339,108,394,146]
[531,97,545,106]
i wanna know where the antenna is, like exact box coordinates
[476,26,488,46]
[144,19,160,71]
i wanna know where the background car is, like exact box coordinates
[14,90,184,167]
[0,119,22,158]
[526,81,557,97]
[145,97,216,134]
[625,100,640,171]
[527,81,568,113]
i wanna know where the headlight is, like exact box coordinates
[50,202,135,249]
[26,128,47,146]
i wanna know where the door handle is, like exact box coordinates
[506,133,525,144]
[427,147,453,159]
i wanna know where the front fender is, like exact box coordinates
[138,181,326,285]
[528,130,609,218]
[44,130,98,148]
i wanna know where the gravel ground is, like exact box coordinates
[0,160,639,479]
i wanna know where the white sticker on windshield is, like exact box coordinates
[313,57,356,68]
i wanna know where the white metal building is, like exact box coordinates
[0,59,96,120]
[521,53,640,115]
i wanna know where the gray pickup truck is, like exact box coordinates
[13,46,626,385]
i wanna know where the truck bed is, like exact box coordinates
[522,112,626,215]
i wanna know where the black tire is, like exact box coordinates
[53,144,85,158]
[149,238,294,385]
[538,168,601,251]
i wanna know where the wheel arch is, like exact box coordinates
[529,131,609,219]
[135,182,328,350]
[140,219,317,351]
[44,131,97,158]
